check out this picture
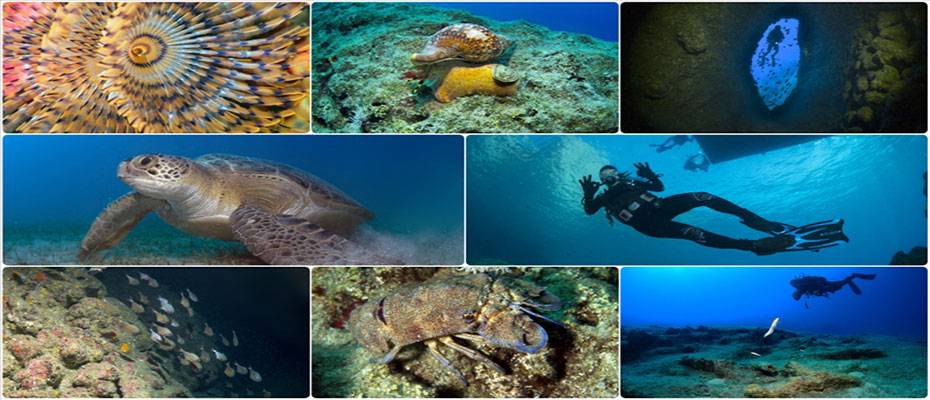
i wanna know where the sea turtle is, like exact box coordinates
[78,154,390,265]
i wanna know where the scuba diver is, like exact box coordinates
[684,153,711,172]
[649,135,693,153]
[790,273,876,304]
[760,25,785,67]
[579,163,849,255]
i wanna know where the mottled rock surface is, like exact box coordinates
[2,268,191,398]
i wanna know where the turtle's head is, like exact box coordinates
[119,154,201,200]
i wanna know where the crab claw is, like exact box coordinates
[479,313,550,354]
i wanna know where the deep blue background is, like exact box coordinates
[3,135,464,262]
[427,2,618,42]
[622,267,927,339]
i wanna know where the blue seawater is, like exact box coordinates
[622,267,927,339]
[751,18,800,110]
[3,135,463,264]
[426,2,618,42]
[467,135,927,265]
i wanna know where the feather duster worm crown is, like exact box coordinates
[3,2,309,133]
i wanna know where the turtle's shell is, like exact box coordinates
[196,154,373,221]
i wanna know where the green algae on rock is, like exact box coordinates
[311,267,619,397]
[842,8,927,133]
[312,3,618,133]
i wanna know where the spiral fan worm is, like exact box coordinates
[2,2,57,132]
[2,2,309,133]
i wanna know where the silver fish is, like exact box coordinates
[235,362,248,375]
[139,272,152,281]
[155,325,173,337]
[248,366,262,383]
[126,275,140,286]
[148,278,159,288]
[186,288,199,302]
[232,330,239,347]
[212,348,228,362]
[129,299,144,314]
[220,333,230,346]
[149,329,163,342]
[158,296,175,314]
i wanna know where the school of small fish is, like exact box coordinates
[122,270,265,396]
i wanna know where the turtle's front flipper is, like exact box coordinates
[230,205,395,265]
[79,192,167,263]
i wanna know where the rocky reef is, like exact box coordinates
[621,326,926,397]
[312,3,618,133]
[311,267,618,397]
[890,246,928,265]
[2,268,191,397]
[842,9,927,133]
[2,268,279,398]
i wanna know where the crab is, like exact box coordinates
[347,273,563,385]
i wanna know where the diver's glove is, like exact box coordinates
[634,162,661,181]
[579,175,600,199]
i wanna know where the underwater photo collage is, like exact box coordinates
[0,1,927,399]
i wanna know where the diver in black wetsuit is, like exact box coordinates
[579,163,849,255]
[790,273,876,301]
[649,135,693,153]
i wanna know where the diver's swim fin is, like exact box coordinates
[752,219,849,255]
[845,273,876,295]
[848,281,862,295]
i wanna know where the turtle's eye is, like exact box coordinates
[140,157,152,166]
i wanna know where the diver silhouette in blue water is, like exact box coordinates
[684,153,710,172]
[649,135,693,153]
[759,25,784,67]
[579,163,849,255]
[790,273,876,307]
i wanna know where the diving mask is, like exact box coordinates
[599,168,620,186]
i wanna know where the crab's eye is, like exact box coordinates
[140,157,152,166]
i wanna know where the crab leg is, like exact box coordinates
[513,304,567,328]
[369,344,403,364]
[454,333,484,343]
[441,336,505,374]
[425,340,468,386]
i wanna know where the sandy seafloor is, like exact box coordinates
[3,221,462,266]
[622,326,927,398]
